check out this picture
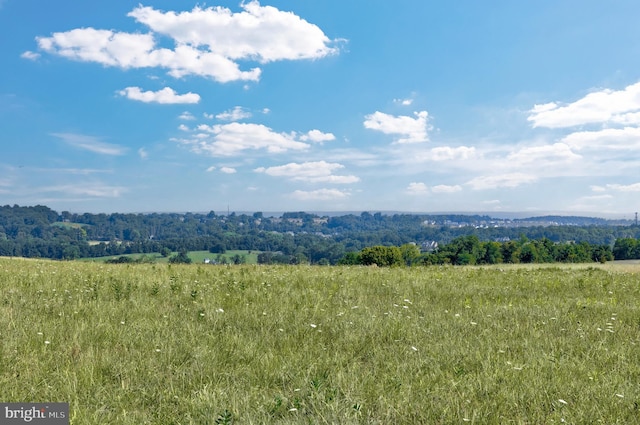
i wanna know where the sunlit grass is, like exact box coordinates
[1,259,639,423]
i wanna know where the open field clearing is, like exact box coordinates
[1,258,640,423]
[80,250,259,265]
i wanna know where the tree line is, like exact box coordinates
[339,235,614,266]
[1,204,640,264]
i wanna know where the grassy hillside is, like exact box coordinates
[1,259,639,423]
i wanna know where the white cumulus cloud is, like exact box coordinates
[506,143,581,164]
[33,2,340,83]
[174,122,310,156]
[364,111,430,143]
[118,87,200,104]
[427,146,476,161]
[21,51,40,60]
[406,182,428,194]
[561,127,640,151]
[528,81,640,128]
[255,161,358,183]
[300,129,336,143]
[179,112,196,121]
[216,106,252,121]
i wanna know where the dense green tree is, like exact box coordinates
[478,241,503,264]
[360,246,403,267]
[169,249,192,264]
[338,252,361,265]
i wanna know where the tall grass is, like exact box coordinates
[1,259,639,423]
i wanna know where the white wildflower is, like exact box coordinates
[558,399,568,405]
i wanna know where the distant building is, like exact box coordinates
[421,241,439,252]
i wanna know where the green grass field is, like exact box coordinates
[82,250,259,265]
[1,259,639,423]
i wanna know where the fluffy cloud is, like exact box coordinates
[36,28,157,68]
[406,182,462,195]
[528,82,640,128]
[118,87,200,104]
[220,167,237,174]
[364,111,429,143]
[174,122,310,156]
[522,81,640,183]
[300,129,336,143]
[51,133,127,155]
[290,188,349,201]
[179,112,196,121]
[255,161,358,183]
[406,182,428,194]
[561,127,640,151]
[506,143,581,164]
[33,2,339,83]
[216,106,252,121]
[427,146,476,161]
[20,51,40,60]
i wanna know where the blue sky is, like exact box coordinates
[2,1,640,216]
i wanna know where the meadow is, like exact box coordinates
[1,258,639,424]
[82,250,259,265]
